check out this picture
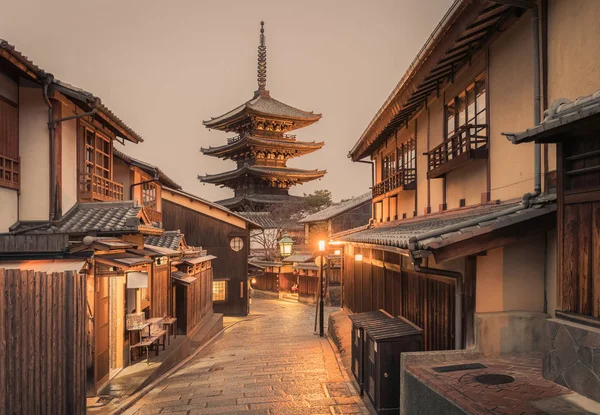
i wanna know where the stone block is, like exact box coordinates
[593,353,600,376]
[579,346,593,368]
[553,325,579,372]
[544,319,560,342]
[564,362,600,402]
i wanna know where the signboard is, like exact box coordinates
[126,271,148,289]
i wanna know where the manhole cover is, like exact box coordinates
[474,374,515,385]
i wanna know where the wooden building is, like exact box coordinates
[506,88,600,401]
[338,0,600,406]
[200,22,326,211]
[299,192,372,245]
[161,187,262,316]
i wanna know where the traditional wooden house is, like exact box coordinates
[337,0,600,410]
[160,187,262,315]
[299,192,372,245]
[506,89,600,401]
[200,22,326,211]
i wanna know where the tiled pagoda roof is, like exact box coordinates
[198,166,326,185]
[201,135,324,158]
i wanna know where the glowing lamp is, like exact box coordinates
[355,254,363,261]
[318,240,326,252]
[278,233,294,257]
[334,249,341,255]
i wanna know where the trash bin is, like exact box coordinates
[348,310,393,395]
[363,316,423,414]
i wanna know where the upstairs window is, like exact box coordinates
[446,74,487,140]
[83,127,112,180]
[381,152,396,181]
[142,181,157,210]
[0,95,19,189]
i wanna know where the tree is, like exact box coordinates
[303,190,332,215]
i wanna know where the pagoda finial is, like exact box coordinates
[257,21,268,96]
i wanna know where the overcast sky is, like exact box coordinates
[1,0,453,203]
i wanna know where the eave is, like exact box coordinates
[349,0,522,161]
[198,166,326,185]
[201,136,325,159]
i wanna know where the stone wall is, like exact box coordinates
[542,318,600,402]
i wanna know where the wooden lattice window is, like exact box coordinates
[446,74,487,140]
[213,280,228,302]
[142,181,157,210]
[0,96,19,189]
[83,127,112,179]
[382,152,396,181]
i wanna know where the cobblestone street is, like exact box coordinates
[127,298,369,415]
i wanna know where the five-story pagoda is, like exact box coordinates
[200,22,326,211]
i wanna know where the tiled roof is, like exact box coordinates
[238,212,279,229]
[0,39,144,144]
[113,149,181,189]
[339,195,556,251]
[145,230,183,251]
[199,166,327,183]
[201,135,324,157]
[13,201,147,235]
[504,89,600,144]
[216,194,305,209]
[300,192,371,223]
[282,253,314,263]
[203,93,321,128]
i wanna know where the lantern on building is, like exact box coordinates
[278,233,294,257]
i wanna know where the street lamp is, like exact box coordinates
[278,233,294,258]
[317,239,326,337]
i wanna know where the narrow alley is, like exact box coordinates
[126,298,370,415]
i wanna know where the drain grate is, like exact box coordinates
[474,374,515,385]
[432,363,487,373]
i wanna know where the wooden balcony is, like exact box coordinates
[372,169,416,198]
[144,206,162,224]
[427,124,488,179]
[0,154,19,190]
[79,173,124,202]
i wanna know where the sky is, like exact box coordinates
[0,0,454,203]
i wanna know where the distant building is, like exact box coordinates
[200,22,326,211]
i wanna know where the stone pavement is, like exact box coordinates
[126,298,370,415]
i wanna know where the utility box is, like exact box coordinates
[348,310,393,395]
[364,316,423,414]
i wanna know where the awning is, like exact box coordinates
[293,263,319,271]
[182,255,217,265]
[171,271,197,285]
[0,258,87,273]
[95,253,153,270]
[282,253,314,263]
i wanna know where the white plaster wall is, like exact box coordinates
[113,157,132,200]
[19,86,49,221]
[445,159,487,209]
[415,109,428,215]
[0,187,18,232]
[0,73,18,103]
[61,116,78,213]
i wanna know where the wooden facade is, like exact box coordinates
[0,269,87,414]
[162,198,251,316]
[174,268,213,335]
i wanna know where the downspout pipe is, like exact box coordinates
[412,257,463,350]
[531,5,542,198]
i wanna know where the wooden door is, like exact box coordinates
[95,277,110,388]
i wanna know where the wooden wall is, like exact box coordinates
[253,272,279,292]
[162,200,249,315]
[151,264,169,318]
[298,274,318,303]
[0,269,87,414]
[330,202,372,235]
[342,247,457,351]
[178,268,213,334]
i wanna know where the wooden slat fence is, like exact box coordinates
[0,269,87,414]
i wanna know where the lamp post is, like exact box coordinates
[318,240,326,337]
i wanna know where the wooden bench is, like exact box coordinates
[130,336,160,365]
[143,324,168,352]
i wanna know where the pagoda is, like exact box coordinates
[200,21,326,211]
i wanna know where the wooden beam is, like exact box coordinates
[488,0,536,8]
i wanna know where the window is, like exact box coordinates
[381,152,396,181]
[142,181,157,209]
[445,74,487,140]
[230,237,244,252]
[213,280,228,302]
[83,127,112,180]
[0,96,19,189]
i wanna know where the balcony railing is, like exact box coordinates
[79,173,124,202]
[427,124,488,179]
[0,154,19,190]
[144,206,162,224]
[372,169,416,198]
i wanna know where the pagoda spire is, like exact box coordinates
[256,21,269,97]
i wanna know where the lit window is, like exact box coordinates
[230,237,244,252]
[213,280,228,302]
